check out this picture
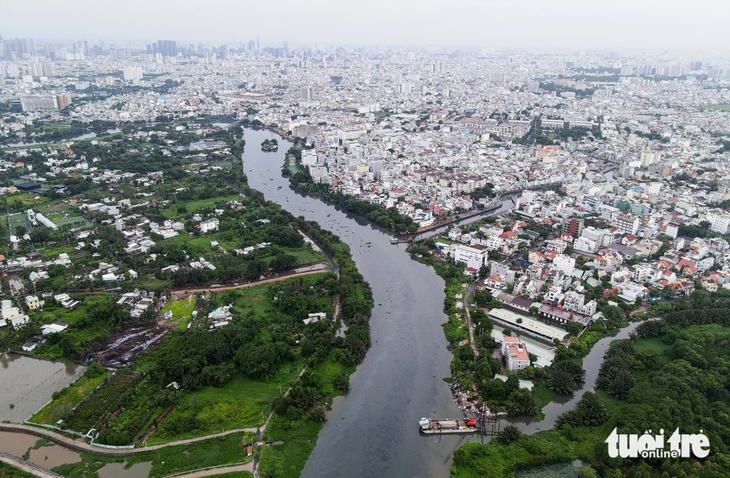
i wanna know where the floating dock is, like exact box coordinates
[419,415,501,436]
[419,417,478,435]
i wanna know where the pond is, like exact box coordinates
[0,353,85,423]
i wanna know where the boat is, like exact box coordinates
[419,417,478,435]
[390,238,399,245]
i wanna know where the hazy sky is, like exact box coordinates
[3,0,729,50]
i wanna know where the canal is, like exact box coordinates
[242,128,469,478]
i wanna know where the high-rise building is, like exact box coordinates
[28,62,43,77]
[708,214,730,235]
[616,214,639,236]
[488,71,506,83]
[122,66,143,81]
[56,93,71,110]
[147,40,177,57]
[567,218,584,237]
[3,38,36,60]
[20,93,70,111]
[301,87,314,100]
[640,150,661,167]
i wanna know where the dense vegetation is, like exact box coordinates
[451,294,730,477]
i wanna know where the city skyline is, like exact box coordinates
[2,0,730,51]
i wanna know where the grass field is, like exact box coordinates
[257,350,354,478]
[147,364,304,445]
[129,432,256,478]
[205,472,254,478]
[53,216,92,229]
[38,244,75,259]
[160,195,242,219]
[531,385,557,421]
[7,193,47,206]
[212,272,334,319]
[8,213,32,236]
[259,417,323,478]
[31,371,112,425]
[259,246,327,266]
[0,461,38,478]
[162,296,198,329]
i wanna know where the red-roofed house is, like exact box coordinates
[502,336,531,371]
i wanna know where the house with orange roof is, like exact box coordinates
[502,336,531,372]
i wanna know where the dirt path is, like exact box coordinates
[166,461,254,478]
[171,268,330,301]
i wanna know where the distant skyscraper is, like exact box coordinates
[3,38,36,60]
[41,62,54,77]
[301,87,314,100]
[257,36,260,50]
[148,40,177,57]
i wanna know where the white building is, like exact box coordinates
[708,214,730,235]
[199,218,219,234]
[122,66,143,81]
[449,244,489,270]
[552,254,576,275]
[502,336,531,372]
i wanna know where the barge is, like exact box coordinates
[419,417,478,435]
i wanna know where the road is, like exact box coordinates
[167,461,254,478]
[462,281,479,358]
[0,423,260,456]
[0,451,62,478]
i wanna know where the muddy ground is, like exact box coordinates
[83,322,169,368]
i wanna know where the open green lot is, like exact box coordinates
[147,365,303,445]
[161,296,198,329]
[160,195,242,219]
[54,432,256,478]
[53,216,92,229]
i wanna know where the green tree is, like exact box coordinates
[497,425,522,443]
[578,466,597,478]
[691,289,710,308]
[566,321,582,336]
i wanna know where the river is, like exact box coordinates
[241,128,650,476]
[242,129,468,478]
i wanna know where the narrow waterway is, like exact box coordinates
[503,319,648,433]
